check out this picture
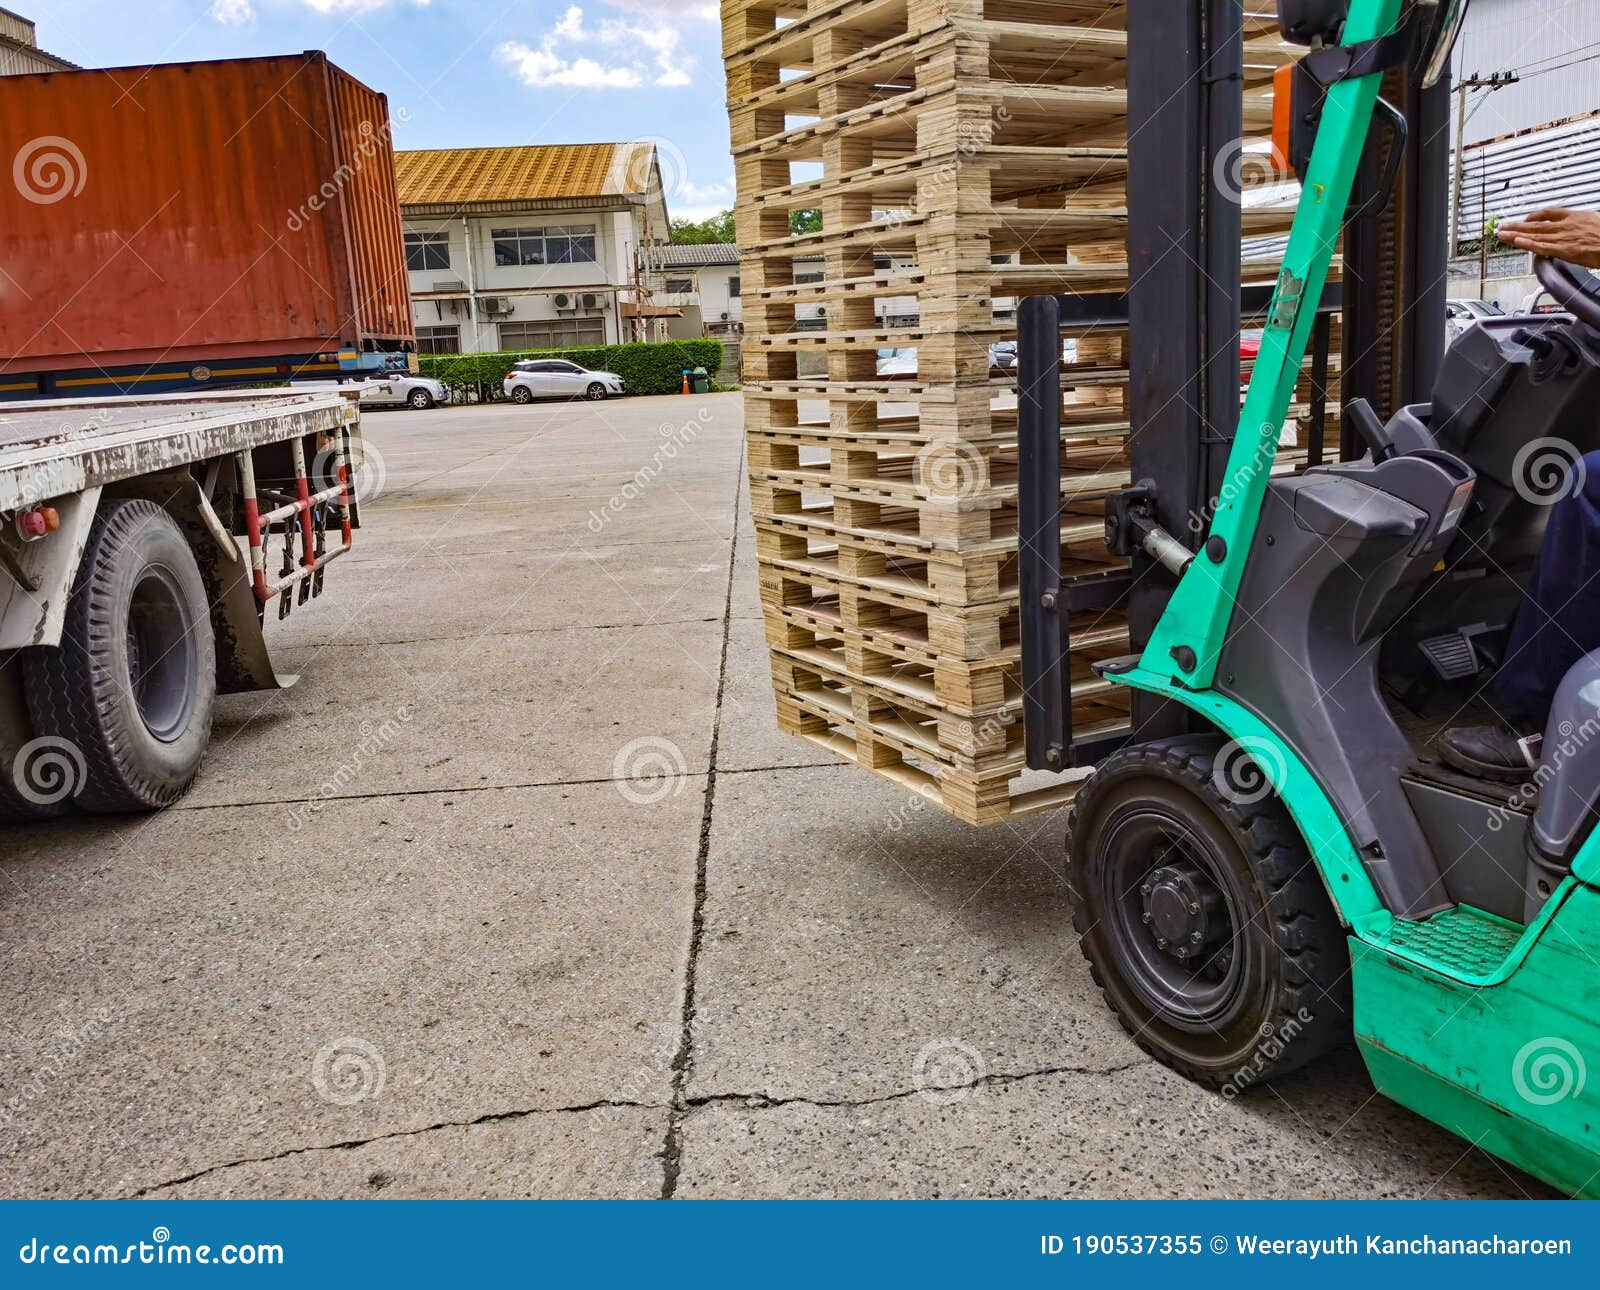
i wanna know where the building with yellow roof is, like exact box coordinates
[396,141,673,353]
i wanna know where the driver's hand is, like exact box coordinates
[1498,209,1600,270]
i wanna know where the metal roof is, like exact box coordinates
[394,143,656,208]
[648,242,741,267]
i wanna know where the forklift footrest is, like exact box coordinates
[1377,905,1524,983]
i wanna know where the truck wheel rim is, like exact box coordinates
[125,564,197,743]
[1096,809,1248,1032]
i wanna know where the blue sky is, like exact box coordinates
[32,0,735,219]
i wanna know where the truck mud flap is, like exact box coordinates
[105,470,297,695]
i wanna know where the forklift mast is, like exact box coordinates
[1018,0,1453,770]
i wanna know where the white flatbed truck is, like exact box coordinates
[0,388,363,820]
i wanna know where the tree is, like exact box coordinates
[666,206,822,245]
[669,210,735,244]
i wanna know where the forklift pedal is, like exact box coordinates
[1417,631,1481,682]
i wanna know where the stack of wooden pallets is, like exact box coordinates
[725,0,1332,824]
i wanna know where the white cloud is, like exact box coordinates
[497,41,641,89]
[605,0,717,16]
[680,177,732,204]
[211,0,431,20]
[497,3,697,92]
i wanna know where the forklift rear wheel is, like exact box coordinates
[1067,736,1349,1089]
[21,498,216,814]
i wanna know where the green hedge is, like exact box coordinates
[421,340,724,398]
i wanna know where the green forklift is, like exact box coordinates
[1017,0,1600,1196]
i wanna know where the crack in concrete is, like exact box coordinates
[125,1058,1148,1196]
[126,1097,670,1198]
[682,1059,1150,1114]
[659,453,742,1200]
[171,771,712,813]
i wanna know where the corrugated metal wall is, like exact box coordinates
[1456,111,1600,242]
[1455,0,1600,144]
[0,10,36,46]
[0,41,67,76]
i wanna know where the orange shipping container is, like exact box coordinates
[0,53,414,376]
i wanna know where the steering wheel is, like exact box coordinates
[1535,257,1600,329]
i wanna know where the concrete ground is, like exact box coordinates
[0,393,1549,1199]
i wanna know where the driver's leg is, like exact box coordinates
[1440,451,1600,780]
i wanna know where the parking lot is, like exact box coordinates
[0,392,1544,1199]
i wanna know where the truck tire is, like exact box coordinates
[22,498,216,814]
[1066,735,1350,1090]
[0,653,68,823]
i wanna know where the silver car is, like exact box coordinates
[357,374,447,410]
[503,359,625,403]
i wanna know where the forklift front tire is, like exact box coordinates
[1067,736,1350,1090]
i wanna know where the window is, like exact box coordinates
[728,275,741,297]
[405,231,450,272]
[664,278,695,294]
[416,325,460,355]
[492,225,596,267]
[498,317,606,349]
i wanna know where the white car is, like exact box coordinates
[503,359,625,403]
[1446,298,1505,342]
[356,374,446,410]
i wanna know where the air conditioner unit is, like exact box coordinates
[552,292,574,310]
[580,292,600,310]
[720,312,731,321]
[479,296,512,316]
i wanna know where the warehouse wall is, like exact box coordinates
[1455,0,1599,144]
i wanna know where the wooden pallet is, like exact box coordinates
[726,0,1337,824]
